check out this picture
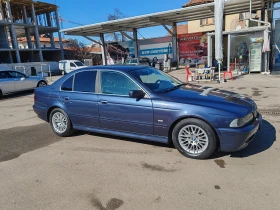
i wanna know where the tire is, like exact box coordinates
[37,81,47,87]
[0,89,2,98]
[49,108,74,137]
[172,118,217,159]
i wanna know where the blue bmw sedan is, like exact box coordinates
[33,66,261,159]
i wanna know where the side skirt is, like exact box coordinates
[73,125,169,144]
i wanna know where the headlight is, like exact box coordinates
[230,113,254,128]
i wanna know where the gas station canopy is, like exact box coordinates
[62,0,268,36]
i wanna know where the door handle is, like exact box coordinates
[100,100,107,104]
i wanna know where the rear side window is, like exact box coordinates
[61,75,73,91]
[73,71,96,93]
[0,71,8,79]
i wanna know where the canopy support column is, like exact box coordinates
[172,22,178,68]
[100,33,107,65]
[133,28,139,58]
[207,34,212,67]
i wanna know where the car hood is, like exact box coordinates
[158,84,256,117]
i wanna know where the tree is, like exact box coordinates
[65,39,102,65]
[106,9,131,42]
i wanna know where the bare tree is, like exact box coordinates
[107,9,130,42]
[65,39,101,65]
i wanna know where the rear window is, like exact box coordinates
[73,71,96,93]
[61,75,73,91]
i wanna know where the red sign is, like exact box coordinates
[178,32,208,65]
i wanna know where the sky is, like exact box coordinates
[42,0,189,43]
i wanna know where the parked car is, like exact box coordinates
[0,70,48,97]
[58,60,86,74]
[125,57,151,66]
[33,66,261,159]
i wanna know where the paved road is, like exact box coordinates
[0,73,280,210]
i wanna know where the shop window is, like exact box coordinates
[200,18,214,26]
[239,13,246,20]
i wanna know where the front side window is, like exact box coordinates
[101,71,139,96]
[129,67,182,93]
[70,62,76,67]
[73,71,96,93]
[74,61,85,67]
[61,75,73,91]
[8,71,25,78]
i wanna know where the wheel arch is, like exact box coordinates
[37,80,47,87]
[47,106,63,122]
[168,115,220,148]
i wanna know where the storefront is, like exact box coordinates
[207,27,267,73]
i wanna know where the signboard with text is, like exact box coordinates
[178,32,208,65]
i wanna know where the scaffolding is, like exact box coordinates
[0,0,63,63]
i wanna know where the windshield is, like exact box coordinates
[74,61,85,67]
[129,67,183,93]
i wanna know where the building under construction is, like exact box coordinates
[0,0,63,63]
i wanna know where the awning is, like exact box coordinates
[62,0,274,37]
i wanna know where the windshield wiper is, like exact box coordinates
[157,83,187,93]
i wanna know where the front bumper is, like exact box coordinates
[217,113,262,152]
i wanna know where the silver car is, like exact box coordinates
[0,70,48,97]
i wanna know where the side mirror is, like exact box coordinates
[129,90,145,99]
[20,77,25,81]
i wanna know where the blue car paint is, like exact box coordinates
[33,66,261,152]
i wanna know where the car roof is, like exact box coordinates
[80,65,148,72]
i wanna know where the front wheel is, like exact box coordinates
[172,118,217,159]
[50,108,74,137]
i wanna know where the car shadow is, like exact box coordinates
[0,90,34,100]
[211,120,276,159]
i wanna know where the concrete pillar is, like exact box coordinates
[23,6,32,50]
[46,12,55,49]
[55,9,64,59]
[133,28,139,58]
[100,33,107,65]
[5,0,21,63]
[0,1,4,21]
[31,3,43,62]
[261,0,265,22]
[172,22,178,66]
[227,34,231,71]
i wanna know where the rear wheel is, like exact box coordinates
[50,108,74,137]
[37,81,47,87]
[172,118,217,159]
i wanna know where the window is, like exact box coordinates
[130,67,182,93]
[73,71,96,93]
[61,75,73,91]
[70,62,76,67]
[200,18,214,26]
[8,71,25,78]
[0,71,9,79]
[101,71,139,96]
[74,61,85,67]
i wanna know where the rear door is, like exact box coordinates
[97,70,153,135]
[59,70,100,128]
[0,71,15,94]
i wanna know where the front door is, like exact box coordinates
[98,71,153,135]
[8,71,33,91]
[59,70,99,128]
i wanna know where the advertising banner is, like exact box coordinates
[139,42,172,60]
[178,32,208,66]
